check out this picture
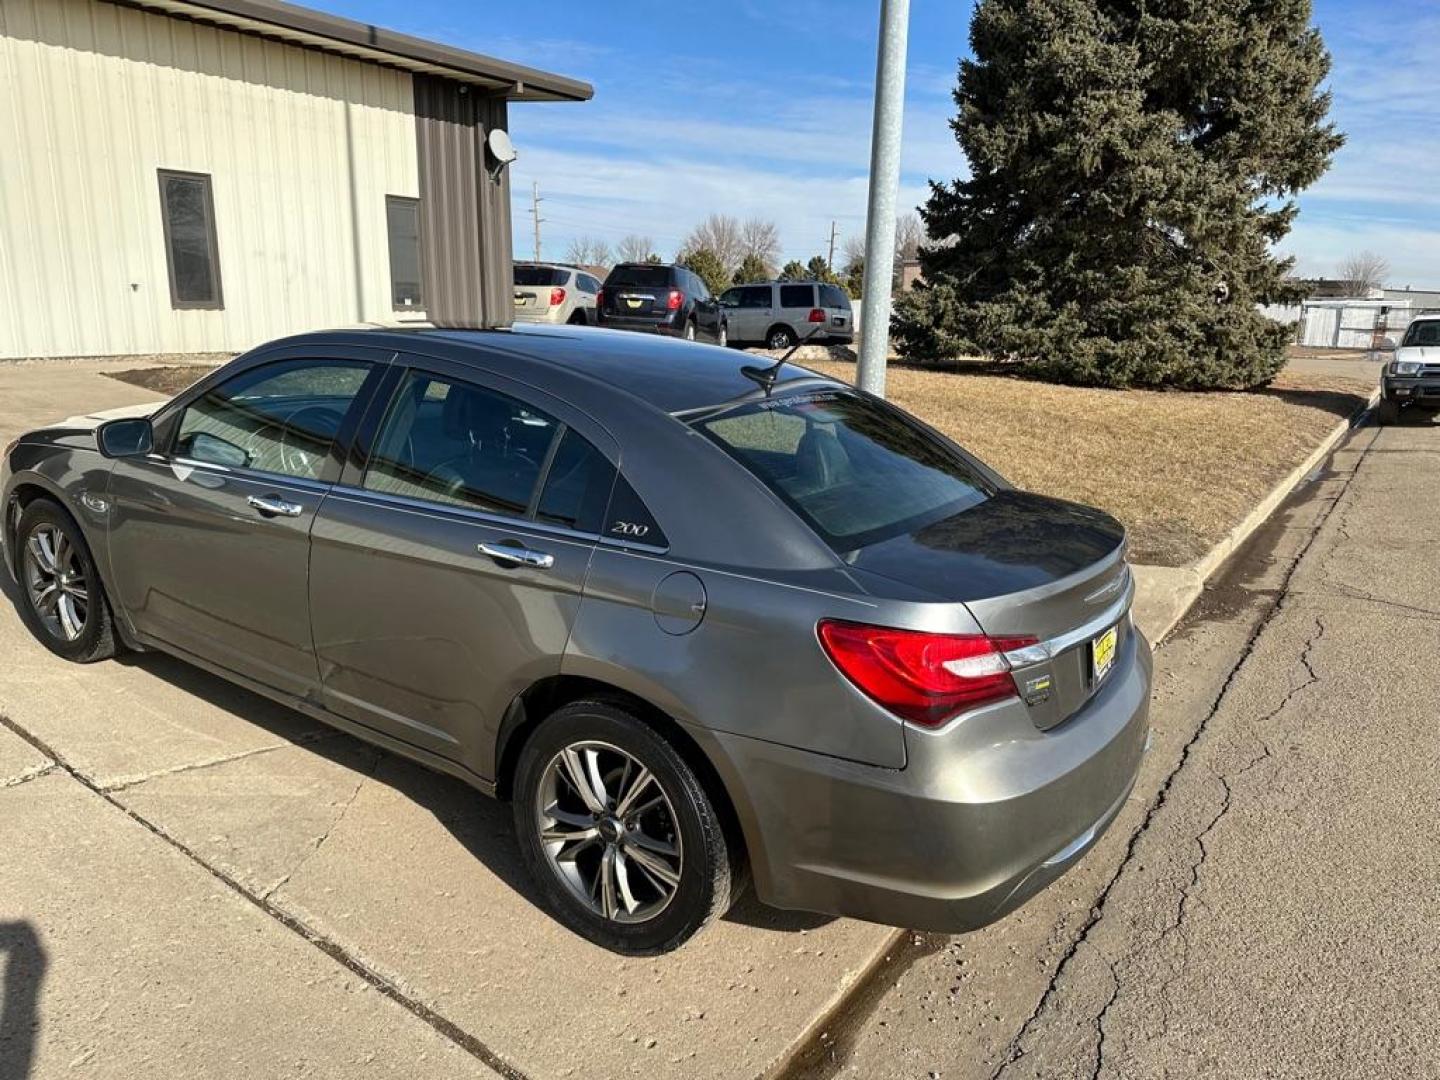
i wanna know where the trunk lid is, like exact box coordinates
[601,265,675,321]
[847,490,1132,731]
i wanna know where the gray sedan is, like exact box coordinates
[1,325,1150,954]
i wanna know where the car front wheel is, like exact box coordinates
[683,320,697,341]
[717,323,728,348]
[15,497,119,663]
[513,700,737,954]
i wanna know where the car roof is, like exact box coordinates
[284,324,832,416]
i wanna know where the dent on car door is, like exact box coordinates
[308,362,617,779]
[105,354,387,697]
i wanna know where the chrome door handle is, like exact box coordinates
[246,494,303,518]
[477,542,554,569]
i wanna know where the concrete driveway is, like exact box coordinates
[0,362,890,1080]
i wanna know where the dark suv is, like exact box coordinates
[597,263,727,345]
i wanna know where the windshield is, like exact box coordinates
[695,389,996,552]
[514,266,567,287]
[1401,320,1440,347]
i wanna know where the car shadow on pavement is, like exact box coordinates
[0,921,45,1080]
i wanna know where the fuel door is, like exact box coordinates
[652,571,707,635]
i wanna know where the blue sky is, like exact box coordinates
[323,0,1440,286]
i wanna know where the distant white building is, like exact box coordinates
[0,0,591,360]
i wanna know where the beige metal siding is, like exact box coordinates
[0,0,422,358]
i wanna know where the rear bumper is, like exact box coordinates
[596,313,683,334]
[704,622,1152,932]
[511,307,566,324]
[1383,376,1440,407]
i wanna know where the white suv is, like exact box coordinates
[512,263,601,326]
[1379,315,1440,423]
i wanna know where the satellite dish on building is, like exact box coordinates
[486,129,517,181]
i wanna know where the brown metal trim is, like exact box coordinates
[414,76,513,329]
[115,0,592,101]
[156,169,225,311]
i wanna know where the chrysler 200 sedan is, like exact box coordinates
[1,325,1150,955]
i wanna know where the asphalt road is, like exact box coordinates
[786,414,1439,1080]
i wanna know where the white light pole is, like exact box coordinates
[856,0,911,399]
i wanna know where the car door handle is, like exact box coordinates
[477,542,554,569]
[246,494,303,518]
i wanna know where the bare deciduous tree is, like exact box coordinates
[564,236,614,268]
[1338,250,1389,296]
[680,214,745,275]
[840,235,867,273]
[617,234,655,263]
[895,211,925,261]
[739,217,781,274]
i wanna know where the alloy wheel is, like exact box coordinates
[534,740,684,924]
[23,524,88,642]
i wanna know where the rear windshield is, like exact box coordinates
[514,266,568,287]
[695,389,995,551]
[606,265,673,288]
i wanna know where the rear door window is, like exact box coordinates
[363,371,559,518]
[779,284,815,309]
[535,429,614,533]
[695,389,995,552]
[740,286,771,308]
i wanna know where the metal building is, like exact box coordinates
[0,0,591,360]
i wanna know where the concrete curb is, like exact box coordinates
[1130,386,1380,645]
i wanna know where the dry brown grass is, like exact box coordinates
[109,358,1374,568]
[797,358,1373,566]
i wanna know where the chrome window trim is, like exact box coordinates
[328,485,601,546]
[1002,565,1135,666]
[146,454,333,494]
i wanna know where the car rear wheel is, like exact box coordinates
[513,700,736,954]
[15,498,118,663]
[766,325,795,350]
[683,320,697,341]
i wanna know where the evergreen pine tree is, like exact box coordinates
[894,0,1342,388]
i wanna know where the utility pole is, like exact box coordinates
[826,220,838,272]
[529,181,544,263]
[856,0,910,399]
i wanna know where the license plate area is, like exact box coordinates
[1091,625,1118,685]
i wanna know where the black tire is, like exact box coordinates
[766,325,795,350]
[716,322,728,348]
[14,498,119,663]
[1376,397,1400,425]
[682,319,697,341]
[513,699,737,954]
[567,310,588,325]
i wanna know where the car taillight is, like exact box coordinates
[808,307,826,323]
[667,289,684,311]
[817,620,1038,727]
[550,287,567,306]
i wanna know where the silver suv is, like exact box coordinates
[512,263,601,325]
[719,280,854,348]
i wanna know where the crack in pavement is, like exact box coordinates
[0,712,527,1080]
[987,425,1380,1080]
[100,734,343,794]
[261,749,381,903]
[0,761,58,789]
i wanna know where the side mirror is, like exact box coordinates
[97,417,154,459]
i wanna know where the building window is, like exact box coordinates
[387,196,423,310]
[157,170,223,310]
